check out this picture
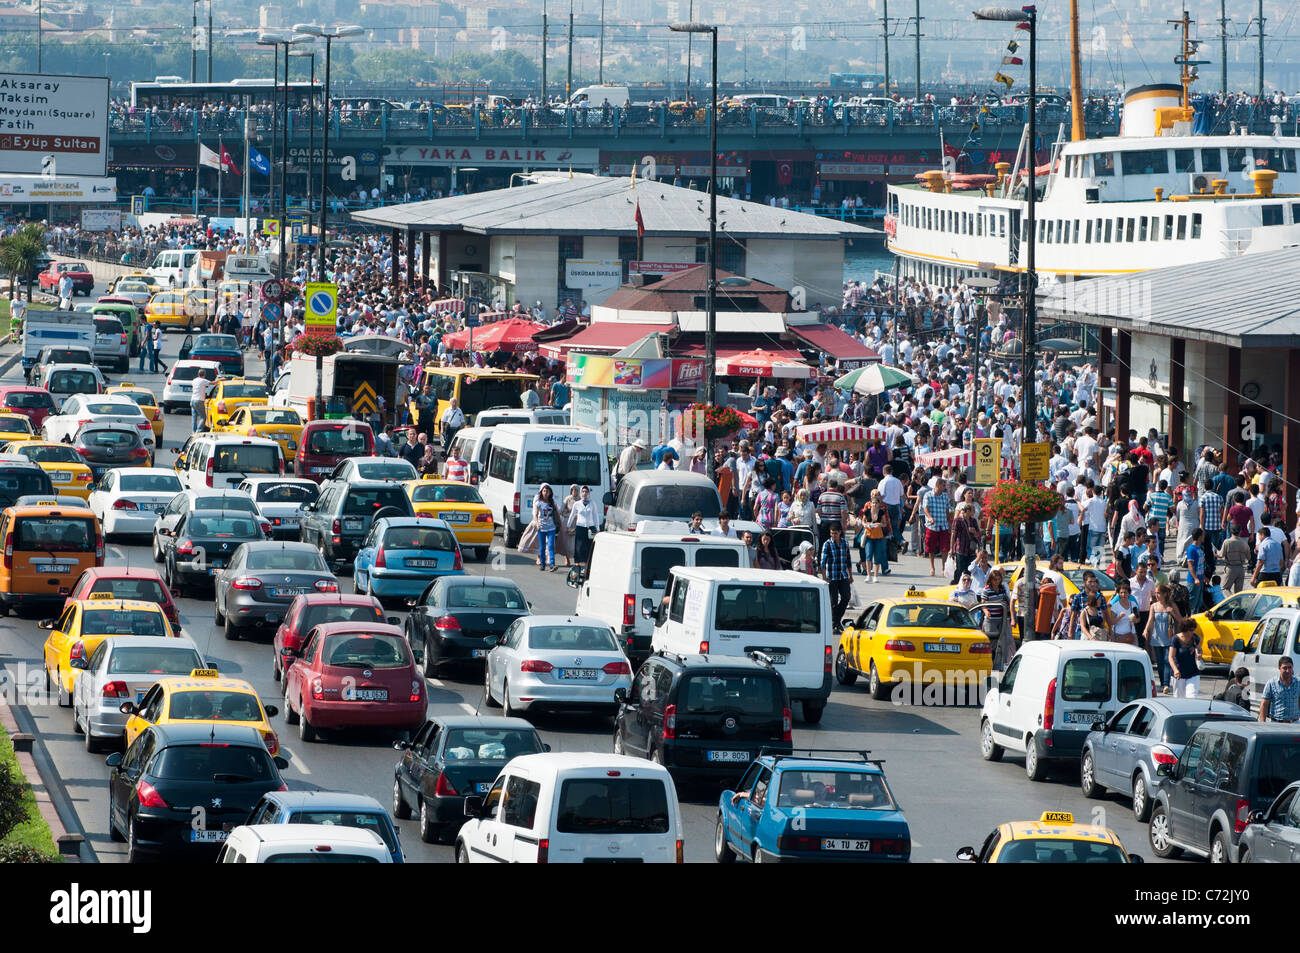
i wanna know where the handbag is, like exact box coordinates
[864,521,885,540]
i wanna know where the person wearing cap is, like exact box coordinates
[616,439,646,482]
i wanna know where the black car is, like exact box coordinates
[299,478,414,568]
[153,490,262,563]
[74,424,152,478]
[0,458,53,508]
[1149,722,1300,863]
[613,653,793,784]
[105,723,289,861]
[163,508,266,597]
[406,577,530,676]
[392,715,546,844]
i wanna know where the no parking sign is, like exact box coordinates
[304,281,337,337]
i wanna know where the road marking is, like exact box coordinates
[458,702,477,715]
[280,744,311,775]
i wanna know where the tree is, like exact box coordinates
[0,761,29,842]
[0,223,47,302]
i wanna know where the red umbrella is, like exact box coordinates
[717,347,814,379]
[443,317,546,353]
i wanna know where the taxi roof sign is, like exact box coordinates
[88,592,116,599]
[1040,811,1074,824]
[190,668,220,678]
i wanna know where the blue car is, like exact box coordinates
[715,751,911,863]
[245,790,403,863]
[354,516,464,602]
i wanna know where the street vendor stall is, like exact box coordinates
[916,448,975,469]
[441,316,546,353]
[794,422,890,451]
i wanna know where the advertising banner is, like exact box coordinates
[567,354,705,390]
[0,174,115,203]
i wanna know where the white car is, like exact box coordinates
[161,360,221,414]
[484,615,632,718]
[235,477,320,538]
[43,394,156,450]
[218,824,393,863]
[328,456,419,482]
[88,467,185,537]
[35,363,106,399]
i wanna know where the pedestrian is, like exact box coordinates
[754,531,782,570]
[9,292,25,344]
[948,500,980,583]
[1168,620,1202,698]
[1258,657,1300,723]
[1185,527,1207,614]
[1219,526,1250,594]
[190,368,210,433]
[1215,667,1250,710]
[1143,583,1182,692]
[565,485,601,568]
[1108,579,1138,645]
[980,568,1013,669]
[138,318,152,372]
[520,482,558,572]
[922,476,951,576]
[1251,525,1285,586]
[442,444,469,482]
[951,571,978,609]
[150,322,164,374]
[858,489,891,581]
[815,470,849,555]
[819,522,854,628]
[58,271,73,310]
[791,540,816,574]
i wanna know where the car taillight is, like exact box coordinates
[824,643,832,675]
[374,546,386,568]
[69,640,86,664]
[3,532,10,569]
[453,548,462,570]
[872,838,909,855]
[232,576,262,590]
[274,781,288,792]
[278,455,285,475]
[473,513,492,523]
[136,421,151,430]
[1043,677,1057,731]
[435,615,461,631]
[1235,798,1251,833]
[130,447,149,459]
[311,677,324,700]
[970,642,992,654]
[102,680,129,698]
[520,659,553,673]
[76,472,92,482]
[175,540,194,556]
[77,418,91,428]
[332,518,341,537]
[1151,745,1178,766]
[120,333,127,343]
[261,730,279,756]
[313,579,338,592]
[512,492,520,514]
[135,780,168,809]
[410,679,422,702]
[111,499,138,510]
[698,640,709,654]
[205,458,214,487]
[621,594,636,627]
[777,834,822,851]
[537,838,548,863]
[663,703,676,739]
[883,639,915,652]
[782,706,793,742]
[434,771,458,796]
[603,661,631,675]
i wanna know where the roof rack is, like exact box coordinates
[758,747,885,767]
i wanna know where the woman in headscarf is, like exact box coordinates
[559,484,581,569]
[789,487,813,528]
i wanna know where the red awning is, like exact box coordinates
[538,322,675,360]
[789,324,880,366]
[674,342,806,363]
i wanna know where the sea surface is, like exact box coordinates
[843,233,893,284]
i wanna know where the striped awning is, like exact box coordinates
[794,423,890,448]
[917,448,974,468]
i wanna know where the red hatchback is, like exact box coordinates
[62,566,182,630]
[0,385,58,431]
[295,419,374,483]
[282,622,424,741]
[271,592,390,683]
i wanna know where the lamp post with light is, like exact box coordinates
[289,47,317,233]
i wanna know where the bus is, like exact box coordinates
[415,367,538,436]
[129,78,320,108]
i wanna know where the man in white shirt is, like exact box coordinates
[879,463,904,545]
[190,370,211,433]
[1082,486,1108,562]
[439,398,466,455]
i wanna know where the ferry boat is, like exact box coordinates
[884,18,1300,285]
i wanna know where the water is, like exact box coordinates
[844,233,894,284]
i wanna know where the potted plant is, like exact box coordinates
[981,479,1064,526]
[291,332,345,358]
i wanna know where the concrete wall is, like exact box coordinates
[511,235,559,312]
[580,236,621,307]
[491,236,517,282]
[743,238,845,311]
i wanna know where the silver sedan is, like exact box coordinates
[214,541,339,639]
[484,615,632,720]
[71,635,205,752]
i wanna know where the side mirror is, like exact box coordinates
[1092,721,1106,732]
[392,739,409,751]
[640,598,655,620]
[263,704,279,718]
[614,687,628,705]
[273,756,289,770]
[955,846,976,863]
[118,701,136,715]
[37,619,56,630]
[387,616,401,626]
[566,566,586,589]
[1248,810,1267,825]
[1127,854,1145,864]
[70,655,88,670]
[1157,762,1174,778]
[1233,639,1246,653]
[463,795,486,819]
[602,491,614,506]
[105,752,123,768]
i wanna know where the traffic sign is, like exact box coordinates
[261,302,280,323]
[465,313,480,328]
[1020,441,1050,482]
[352,381,378,417]
[304,281,338,337]
[973,438,1000,486]
[262,219,280,237]
[130,194,145,216]
[297,234,319,246]
[260,278,284,302]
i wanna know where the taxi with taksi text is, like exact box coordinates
[121,667,280,755]
[401,479,494,558]
[205,378,269,431]
[106,384,165,444]
[41,595,179,707]
[3,441,94,499]
[216,405,304,462]
[956,811,1142,863]
[1187,585,1300,665]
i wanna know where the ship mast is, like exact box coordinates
[1169,10,1204,112]
[1069,0,1084,140]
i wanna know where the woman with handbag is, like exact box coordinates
[980,568,1013,670]
[1108,578,1138,645]
[859,489,892,582]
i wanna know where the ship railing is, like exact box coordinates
[1219,226,1254,258]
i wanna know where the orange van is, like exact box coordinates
[0,505,103,615]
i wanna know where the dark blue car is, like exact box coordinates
[715,750,910,863]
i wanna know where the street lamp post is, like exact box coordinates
[975,4,1039,648]
[208,0,214,82]
[290,48,317,244]
[671,21,717,478]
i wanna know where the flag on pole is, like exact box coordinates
[1002,56,1024,65]
[993,72,1015,89]
[220,145,240,175]
[249,146,271,176]
[634,200,645,238]
[198,142,222,170]
[1006,40,1019,52]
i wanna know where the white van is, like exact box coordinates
[447,426,494,484]
[648,566,833,722]
[174,433,285,491]
[568,85,630,108]
[148,248,201,289]
[456,752,682,863]
[603,470,723,533]
[474,407,570,429]
[479,424,609,547]
[980,641,1154,781]
[218,824,393,863]
[1230,606,1300,710]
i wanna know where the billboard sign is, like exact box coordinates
[0,72,110,176]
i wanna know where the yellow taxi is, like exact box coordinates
[216,405,303,461]
[402,479,494,558]
[41,595,178,707]
[204,378,269,430]
[145,289,191,329]
[182,286,217,321]
[122,667,280,755]
[835,598,993,702]
[109,272,161,294]
[956,811,1140,863]
[907,559,1117,604]
[0,413,36,443]
[4,441,93,498]
[106,384,164,443]
[1190,585,1300,664]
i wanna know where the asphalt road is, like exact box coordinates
[0,313,1228,864]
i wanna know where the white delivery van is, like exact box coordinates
[980,640,1154,781]
[148,248,201,289]
[175,433,284,490]
[603,470,723,533]
[456,752,681,864]
[648,566,833,722]
[21,311,95,373]
[568,85,630,108]
[218,824,393,863]
[571,525,751,665]
[447,426,494,484]
[479,424,609,547]
[220,252,273,284]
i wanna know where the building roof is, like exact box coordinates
[538,322,675,360]
[602,267,792,312]
[352,172,877,240]
[1036,247,1300,348]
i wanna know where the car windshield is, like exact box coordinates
[680,673,781,715]
[14,516,94,551]
[343,488,408,515]
[246,549,327,571]
[196,335,238,349]
[1256,742,1300,799]
[411,483,483,504]
[324,633,410,668]
[522,451,603,487]
[19,445,81,464]
[153,744,276,781]
[287,811,396,851]
[885,605,979,629]
[995,838,1130,863]
[776,770,897,809]
[3,392,54,409]
[221,384,266,400]
[189,515,258,537]
[120,474,182,493]
[636,484,721,519]
[308,427,371,454]
[170,366,213,382]
[107,646,201,675]
[81,608,166,636]
[90,577,169,605]
[194,495,257,513]
[84,429,138,448]
[446,584,525,609]
[50,372,96,393]
[301,603,384,631]
[1062,658,1112,702]
[0,470,53,502]
[554,778,670,834]
[381,525,455,551]
[250,410,301,426]
[168,689,262,721]
[526,624,617,651]
[263,853,380,863]
[1063,570,1117,593]
[714,584,821,634]
[87,401,137,415]
[442,727,542,761]
[355,462,416,481]
[254,483,318,504]
[214,446,279,474]
[0,416,32,434]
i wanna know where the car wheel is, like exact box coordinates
[283,696,299,725]
[224,617,241,641]
[650,747,663,766]
[272,655,281,682]
[55,670,71,708]
[151,534,163,563]
[0,597,8,617]
[980,720,1003,762]
[455,842,470,864]
[298,709,317,742]
[1241,847,1254,864]
[72,702,84,734]
[714,814,736,863]
[84,722,104,754]
[126,816,143,863]
[502,680,518,719]
[419,797,439,844]
[420,641,437,679]
[1148,804,1181,858]
[213,599,225,627]
[868,663,891,701]
[612,729,624,756]
[108,800,124,842]
[504,514,521,548]
[483,665,501,708]
[801,700,825,724]
[393,777,412,820]
[1210,828,1232,864]
[1024,736,1047,781]
[834,648,857,686]
[1080,750,1101,798]
[1132,774,1152,822]
[752,846,766,864]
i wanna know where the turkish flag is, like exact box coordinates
[776,161,793,185]
[220,146,239,175]
[634,201,645,237]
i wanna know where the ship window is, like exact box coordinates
[999,215,1006,238]
[1094,218,1103,242]
[1138,218,1148,241]
[1291,151,1299,173]
[976,214,983,237]
[1121,150,1168,175]
[1176,215,1187,240]
[1085,220,1092,243]
[1126,218,1135,242]
[1263,205,1283,227]
[1163,215,1174,240]
[1201,149,1222,172]
[1191,213,1202,238]
[1293,204,1300,225]
[1104,219,1113,242]
[1174,150,1196,173]
[1228,148,1250,173]
[1257,148,1295,173]
[1093,153,1115,177]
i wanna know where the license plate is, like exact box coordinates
[270,587,308,598]
[707,750,749,763]
[279,518,298,528]
[136,690,145,703]
[313,466,332,473]
[822,838,871,852]
[445,512,470,523]
[354,689,388,701]
[557,668,600,680]
[474,782,492,794]
[1065,711,1103,724]
[190,829,227,843]
[471,648,488,659]
[405,558,438,568]
[265,614,278,625]
[344,519,364,531]
[36,564,72,573]
[142,503,163,513]
[924,643,962,653]
[209,567,220,576]
[52,471,71,482]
